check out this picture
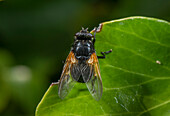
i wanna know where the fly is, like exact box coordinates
[58,27,112,101]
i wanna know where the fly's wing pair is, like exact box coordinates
[58,51,103,101]
[58,51,81,99]
[81,53,103,101]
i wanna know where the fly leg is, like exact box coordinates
[97,49,112,59]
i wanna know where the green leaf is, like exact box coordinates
[35,16,170,116]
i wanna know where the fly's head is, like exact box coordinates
[75,27,93,41]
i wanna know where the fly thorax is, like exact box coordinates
[74,41,94,60]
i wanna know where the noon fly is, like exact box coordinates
[58,27,112,101]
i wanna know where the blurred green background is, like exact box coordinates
[0,0,169,116]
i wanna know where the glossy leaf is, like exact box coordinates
[36,16,170,116]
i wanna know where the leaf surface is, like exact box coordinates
[36,17,170,116]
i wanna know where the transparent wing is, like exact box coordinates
[82,53,103,101]
[58,51,81,99]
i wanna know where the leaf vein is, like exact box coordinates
[137,99,170,116]
[112,27,170,48]
[97,41,170,71]
[104,77,170,91]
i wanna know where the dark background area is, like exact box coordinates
[0,0,169,116]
